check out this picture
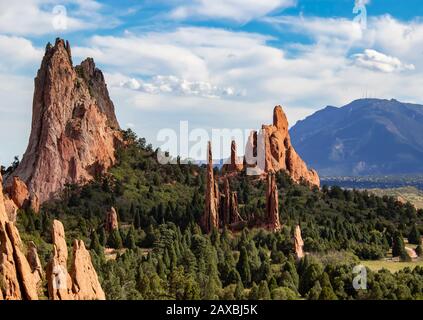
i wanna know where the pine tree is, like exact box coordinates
[125,225,137,250]
[99,227,107,246]
[318,272,338,300]
[90,230,102,255]
[408,224,421,245]
[108,229,123,249]
[257,280,271,300]
[416,245,423,257]
[392,232,407,259]
[237,247,251,286]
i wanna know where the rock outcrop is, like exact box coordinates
[261,106,320,187]
[9,38,122,204]
[105,207,119,232]
[47,220,74,300]
[0,173,8,224]
[26,241,44,286]
[201,142,220,233]
[46,220,105,300]
[265,173,281,232]
[7,177,29,209]
[71,240,106,300]
[224,140,244,173]
[221,178,243,227]
[243,106,319,187]
[293,225,304,260]
[0,221,39,300]
[3,198,18,223]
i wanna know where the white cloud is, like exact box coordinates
[0,35,43,71]
[170,0,296,23]
[120,75,241,99]
[352,49,415,73]
[0,0,117,36]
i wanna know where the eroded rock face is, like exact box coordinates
[201,142,219,233]
[47,220,74,300]
[27,241,44,286]
[294,225,304,260]
[0,221,39,300]
[224,140,244,173]
[71,240,106,300]
[0,173,8,224]
[245,106,320,187]
[7,177,30,209]
[221,178,243,227]
[46,220,106,300]
[9,38,122,204]
[265,173,281,232]
[105,207,119,232]
[4,198,18,223]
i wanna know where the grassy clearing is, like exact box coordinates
[361,259,423,273]
[367,186,423,209]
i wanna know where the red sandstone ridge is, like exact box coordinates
[263,106,319,187]
[8,38,122,204]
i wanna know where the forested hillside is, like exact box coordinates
[13,130,423,300]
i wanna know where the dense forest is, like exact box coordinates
[11,129,423,300]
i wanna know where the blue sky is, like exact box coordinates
[1,0,423,165]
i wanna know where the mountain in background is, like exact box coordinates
[290,98,423,176]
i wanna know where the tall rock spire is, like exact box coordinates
[9,38,122,204]
[293,225,305,260]
[265,173,281,232]
[221,178,243,227]
[202,142,219,233]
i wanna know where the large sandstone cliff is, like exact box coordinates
[9,38,122,204]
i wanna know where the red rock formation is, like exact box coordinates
[201,142,219,233]
[70,240,106,300]
[46,220,106,300]
[47,220,74,300]
[245,106,319,187]
[293,225,304,260]
[4,198,18,223]
[224,140,244,173]
[26,241,44,286]
[221,178,243,227]
[0,221,39,300]
[265,173,281,232]
[105,207,119,232]
[9,38,122,204]
[0,173,8,224]
[7,177,29,208]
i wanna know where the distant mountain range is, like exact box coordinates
[290,98,423,176]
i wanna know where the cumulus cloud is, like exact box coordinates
[0,35,43,71]
[352,49,415,73]
[170,0,296,23]
[120,75,242,99]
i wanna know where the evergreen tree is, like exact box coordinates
[318,273,338,300]
[257,280,271,300]
[125,225,137,250]
[108,229,123,249]
[408,224,421,245]
[236,247,251,286]
[90,230,102,255]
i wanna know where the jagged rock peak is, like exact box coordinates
[265,173,281,232]
[71,240,106,300]
[9,38,122,204]
[201,142,219,233]
[262,105,320,187]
